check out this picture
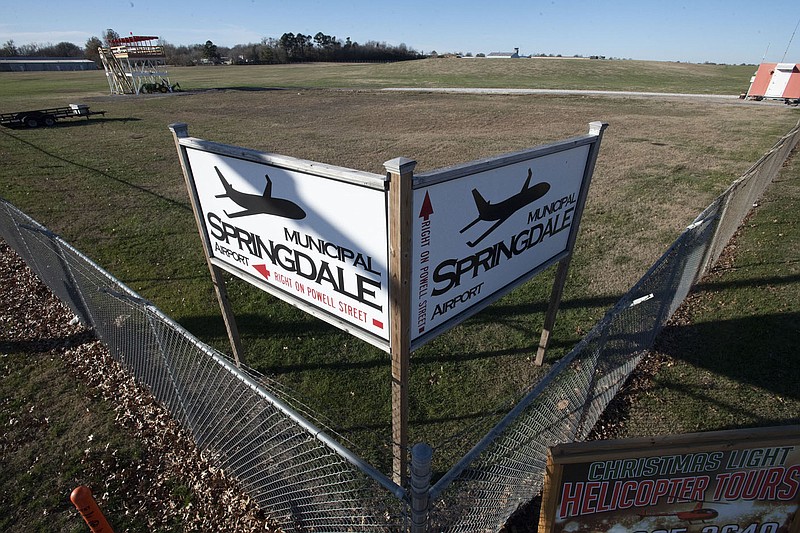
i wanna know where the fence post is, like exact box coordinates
[410,443,432,533]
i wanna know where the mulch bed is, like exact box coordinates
[0,240,279,532]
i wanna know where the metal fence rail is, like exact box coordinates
[1,119,798,532]
[425,120,800,531]
[0,202,408,532]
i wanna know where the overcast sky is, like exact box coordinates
[2,0,799,64]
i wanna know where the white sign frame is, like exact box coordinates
[175,134,392,351]
[410,124,606,350]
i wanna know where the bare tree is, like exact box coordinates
[1,40,19,57]
[85,36,103,65]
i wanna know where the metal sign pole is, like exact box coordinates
[385,157,416,486]
[169,123,246,367]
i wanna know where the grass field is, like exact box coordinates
[1,59,798,479]
[0,57,759,95]
[614,151,800,438]
[0,242,272,532]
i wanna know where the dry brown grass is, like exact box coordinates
[3,87,796,340]
[157,89,798,294]
[2,82,798,471]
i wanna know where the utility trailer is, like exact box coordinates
[0,104,105,128]
[745,63,800,105]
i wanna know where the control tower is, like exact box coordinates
[99,36,175,95]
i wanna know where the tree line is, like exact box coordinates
[0,40,84,58]
[1,29,424,66]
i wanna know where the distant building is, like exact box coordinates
[487,48,520,59]
[746,62,800,100]
[0,57,98,72]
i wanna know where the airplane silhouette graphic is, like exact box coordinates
[460,168,550,247]
[214,166,306,220]
[638,501,727,524]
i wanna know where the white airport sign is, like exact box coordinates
[411,137,598,347]
[174,123,605,484]
[182,145,391,349]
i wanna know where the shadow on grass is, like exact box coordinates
[656,310,800,400]
[0,127,190,211]
[223,87,292,92]
[0,330,94,354]
[594,307,800,447]
[692,270,800,294]
[1,117,141,130]
[123,273,209,283]
[343,408,507,435]
[54,117,143,128]
[177,291,624,372]
[179,312,339,342]
[470,291,620,322]
[193,87,293,93]
[639,376,800,428]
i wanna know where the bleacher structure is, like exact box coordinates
[98,35,177,95]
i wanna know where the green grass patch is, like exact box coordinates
[0,58,760,100]
[1,64,798,476]
[619,150,800,435]
[0,348,150,532]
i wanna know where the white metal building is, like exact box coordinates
[487,48,520,58]
[0,57,98,72]
[746,62,800,100]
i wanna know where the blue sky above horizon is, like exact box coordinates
[2,0,799,64]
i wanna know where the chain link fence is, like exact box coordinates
[1,120,798,532]
[0,204,408,532]
[425,120,800,531]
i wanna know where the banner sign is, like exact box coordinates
[180,143,391,349]
[410,136,598,348]
[539,426,800,533]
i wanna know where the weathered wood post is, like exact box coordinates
[535,122,608,365]
[384,157,416,486]
[169,123,245,367]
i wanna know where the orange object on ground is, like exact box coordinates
[70,485,114,533]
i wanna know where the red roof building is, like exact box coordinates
[747,62,800,100]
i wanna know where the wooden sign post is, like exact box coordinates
[170,123,245,367]
[536,122,608,365]
[385,157,416,486]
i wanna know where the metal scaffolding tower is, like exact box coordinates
[99,36,176,95]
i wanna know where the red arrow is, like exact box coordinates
[419,191,434,220]
[253,264,271,280]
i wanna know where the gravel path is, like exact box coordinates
[380,87,800,107]
[383,87,740,99]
